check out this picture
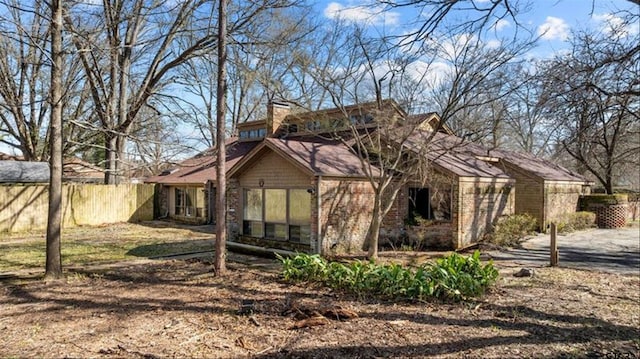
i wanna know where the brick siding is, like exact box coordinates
[456,179,515,248]
[319,179,374,255]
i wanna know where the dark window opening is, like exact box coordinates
[409,188,431,221]
[408,187,451,223]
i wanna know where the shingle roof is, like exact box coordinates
[145,139,258,185]
[263,137,378,178]
[0,161,49,183]
[405,130,589,182]
[404,131,511,179]
[490,149,590,182]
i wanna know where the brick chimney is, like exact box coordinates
[267,100,290,136]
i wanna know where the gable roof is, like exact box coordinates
[0,161,49,183]
[145,139,258,185]
[229,137,378,179]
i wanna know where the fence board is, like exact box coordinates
[0,184,154,233]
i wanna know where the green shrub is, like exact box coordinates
[556,211,596,233]
[277,251,498,302]
[489,214,538,247]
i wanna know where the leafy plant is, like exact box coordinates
[488,214,538,247]
[556,211,596,233]
[278,251,498,302]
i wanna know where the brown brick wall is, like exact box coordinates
[319,179,374,255]
[456,179,515,249]
[544,182,587,230]
[503,164,544,228]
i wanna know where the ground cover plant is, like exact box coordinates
[279,252,499,301]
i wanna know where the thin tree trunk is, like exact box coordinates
[363,195,381,260]
[45,0,63,280]
[214,0,228,276]
[104,134,118,184]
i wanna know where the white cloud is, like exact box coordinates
[492,19,511,31]
[323,2,399,26]
[592,13,639,38]
[537,16,569,40]
[486,39,502,49]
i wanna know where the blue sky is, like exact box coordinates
[317,0,639,58]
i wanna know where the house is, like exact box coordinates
[63,158,105,183]
[0,155,109,184]
[147,99,590,253]
[487,149,592,231]
[145,140,258,224]
[0,161,49,183]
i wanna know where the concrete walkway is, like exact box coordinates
[487,227,640,275]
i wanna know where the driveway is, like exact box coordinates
[486,227,640,275]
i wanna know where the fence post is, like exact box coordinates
[550,222,559,267]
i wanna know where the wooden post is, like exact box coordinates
[550,222,559,267]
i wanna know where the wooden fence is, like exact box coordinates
[0,183,154,233]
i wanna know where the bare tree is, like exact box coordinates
[63,0,223,183]
[214,0,228,276]
[0,0,91,161]
[542,22,639,193]
[45,0,63,279]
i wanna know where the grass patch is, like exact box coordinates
[0,223,215,272]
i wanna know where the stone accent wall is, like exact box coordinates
[543,182,587,230]
[227,177,240,240]
[319,179,374,255]
[456,179,515,249]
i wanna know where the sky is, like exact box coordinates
[317,0,639,58]
[1,0,637,157]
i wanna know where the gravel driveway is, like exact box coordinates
[486,227,640,275]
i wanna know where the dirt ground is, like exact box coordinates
[1,225,639,358]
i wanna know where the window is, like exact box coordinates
[408,187,451,223]
[174,187,207,218]
[288,124,298,133]
[175,188,185,215]
[241,188,311,243]
[265,189,287,240]
[243,189,263,237]
[239,128,266,140]
[348,113,373,125]
[289,189,311,244]
[305,120,321,131]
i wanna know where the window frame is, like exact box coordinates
[241,187,311,244]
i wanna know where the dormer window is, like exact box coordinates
[239,128,266,140]
[349,113,373,125]
[306,120,321,131]
[288,124,298,133]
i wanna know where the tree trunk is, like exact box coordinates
[45,0,63,280]
[363,195,382,260]
[214,0,228,276]
[104,134,118,184]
